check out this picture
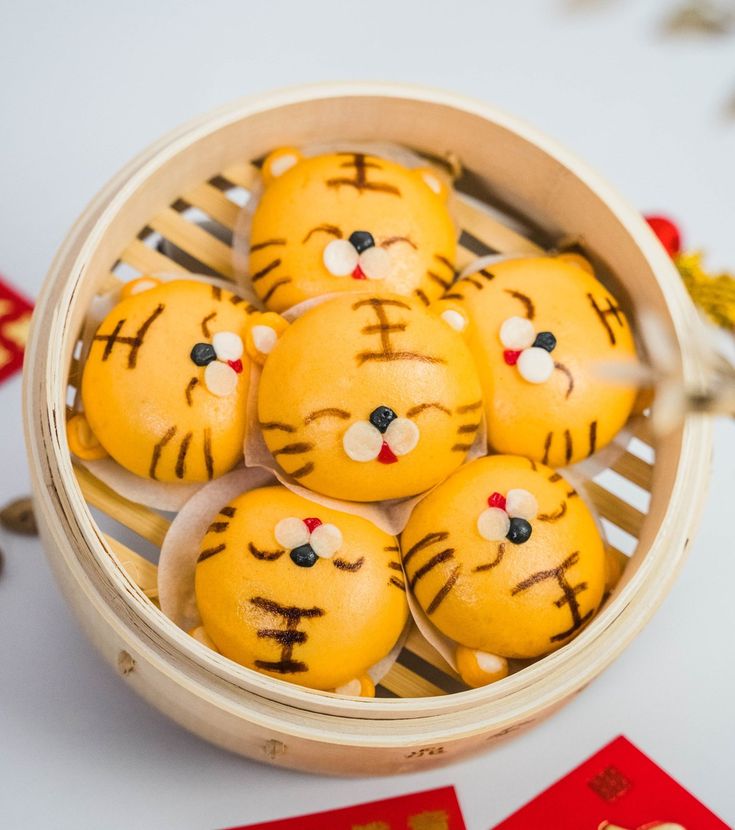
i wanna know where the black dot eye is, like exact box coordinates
[191,342,217,366]
[290,544,318,568]
[349,230,375,253]
[532,331,557,352]
[369,405,397,433]
[506,517,532,545]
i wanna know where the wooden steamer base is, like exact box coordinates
[23,84,711,775]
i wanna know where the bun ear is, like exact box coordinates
[66,413,109,461]
[430,299,471,337]
[261,147,303,186]
[413,167,450,202]
[245,311,289,365]
[556,252,595,275]
[120,276,163,299]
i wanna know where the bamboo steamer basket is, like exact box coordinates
[23,83,711,776]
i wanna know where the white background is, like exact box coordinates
[1,1,734,827]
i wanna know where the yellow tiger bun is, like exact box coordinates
[256,293,483,502]
[248,148,457,311]
[437,256,638,466]
[193,486,408,693]
[68,278,258,483]
[401,455,606,686]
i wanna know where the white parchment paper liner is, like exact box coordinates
[157,466,409,688]
[69,272,250,511]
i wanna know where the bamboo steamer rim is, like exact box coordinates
[24,83,711,746]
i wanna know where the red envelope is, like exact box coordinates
[225,786,467,829]
[0,275,34,385]
[493,735,730,830]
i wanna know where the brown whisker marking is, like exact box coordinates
[388,561,403,570]
[587,293,624,346]
[409,548,454,590]
[201,311,216,338]
[211,286,222,301]
[197,544,226,563]
[457,400,482,414]
[566,489,578,499]
[414,288,430,306]
[406,402,451,418]
[333,556,365,572]
[219,505,236,517]
[206,521,229,533]
[588,420,598,456]
[302,225,342,243]
[564,429,573,464]
[98,319,124,360]
[389,576,406,591]
[185,377,198,406]
[357,351,445,366]
[254,659,308,674]
[548,472,562,483]
[529,458,538,471]
[511,551,579,594]
[261,278,292,304]
[427,271,451,290]
[554,362,575,399]
[381,236,416,249]
[426,565,461,614]
[248,542,285,561]
[149,426,176,480]
[452,442,474,452]
[474,542,505,572]
[402,531,448,569]
[457,422,480,434]
[504,289,535,320]
[304,408,351,424]
[554,582,587,607]
[251,258,282,283]
[251,239,287,253]
[260,421,296,433]
[272,442,314,457]
[478,268,496,281]
[290,461,315,479]
[550,610,594,643]
[434,254,455,273]
[175,432,193,479]
[203,428,214,480]
[538,502,568,522]
[542,431,553,465]
[326,179,400,196]
[442,292,464,300]
[384,545,400,552]
[461,276,483,290]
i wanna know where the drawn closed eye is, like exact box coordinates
[304,408,351,425]
[553,361,575,399]
[332,556,365,572]
[248,541,286,561]
[405,402,451,418]
[302,224,343,244]
[380,236,417,250]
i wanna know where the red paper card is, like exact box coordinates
[0,275,33,385]
[225,786,466,829]
[493,735,730,830]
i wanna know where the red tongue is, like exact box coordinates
[351,264,367,280]
[377,441,398,464]
[503,349,521,366]
[227,359,243,374]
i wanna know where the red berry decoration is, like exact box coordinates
[488,491,507,511]
[303,517,322,532]
[503,349,521,366]
[645,215,681,258]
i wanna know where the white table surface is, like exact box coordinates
[1,1,734,827]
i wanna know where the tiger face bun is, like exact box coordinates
[193,485,408,693]
[437,256,638,466]
[256,293,483,502]
[247,149,457,311]
[68,278,258,483]
[401,455,606,686]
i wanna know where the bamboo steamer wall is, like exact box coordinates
[23,84,711,776]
